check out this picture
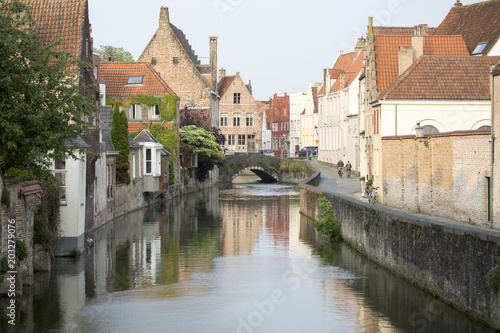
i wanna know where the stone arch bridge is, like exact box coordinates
[219,153,313,183]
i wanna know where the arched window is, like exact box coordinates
[423,125,439,135]
[477,125,491,131]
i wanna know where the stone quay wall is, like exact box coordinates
[299,172,500,329]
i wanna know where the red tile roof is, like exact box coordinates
[435,0,500,56]
[128,122,174,134]
[374,35,469,92]
[330,52,355,79]
[378,55,500,100]
[217,75,235,97]
[331,50,365,92]
[20,0,87,71]
[100,62,176,97]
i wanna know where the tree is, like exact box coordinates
[95,45,134,62]
[179,106,225,146]
[179,125,223,182]
[0,0,94,176]
[111,104,130,184]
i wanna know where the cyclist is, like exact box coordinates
[346,161,352,178]
[337,159,344,178]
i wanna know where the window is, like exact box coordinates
[130,104,141,120]
[127,76,143,85]
[149,105,160,120]
[247,135,256,152]
[374,109,380,135]
[106,164,113,199]
[472,42,488,55]
[228,135,235,151]
[233,114,241,127]
[173,57,179,65]
[233,93,241,104]
[477,125,491,131]
[246,114,253,127]
[422,125,439,135]
[132,155,136,179]
[191,153,198,167]
[220,113,228,127]
[146,148,152,174]
[238,135,246,150]
[54,158,67,202]
[151,57,157,65]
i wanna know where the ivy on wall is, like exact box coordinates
[107,95,179,123]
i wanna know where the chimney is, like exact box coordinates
[454,0,462,7]
[159,7,169,28]
[420,24,429,36]
[219,68,226,80]
[368,17,373,35]
[209,36,218,92]
[412,35,424,60]
[399,46,414,75]
[339,72,346,90]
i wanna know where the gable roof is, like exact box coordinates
[100,62,176,97]
[133,130,170,155]
[435,0,500,56]
[378,55,500,100]
[169,23,200,66]
[330,52,355,79]
[374,34,469,92]
[20,0,88,71]
[331,50,365,92]
[217,75,235,97]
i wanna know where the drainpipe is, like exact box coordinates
[395,105,398,136]
[490,71,495,228]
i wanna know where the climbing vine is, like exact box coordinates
[106,95,179,123]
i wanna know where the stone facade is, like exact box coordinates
[382,132,492,227]
[492,64,500,227]
[138,7,217,114]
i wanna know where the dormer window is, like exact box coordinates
[472,42,488,55]
[127,76,143,85]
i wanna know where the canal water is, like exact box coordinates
[1,175,496,332]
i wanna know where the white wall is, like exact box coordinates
[289,92,307,156]
[378,100,491,136]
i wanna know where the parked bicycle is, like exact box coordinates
[368,186,379,204]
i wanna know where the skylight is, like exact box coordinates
[472,42,488,55]
[127,76,143,85]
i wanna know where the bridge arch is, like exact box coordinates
[231,166,279,182]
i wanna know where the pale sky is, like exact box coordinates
[88,0,483,101]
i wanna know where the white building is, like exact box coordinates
[289,92,307,157]
[300,83,320,150]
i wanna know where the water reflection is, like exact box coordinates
[1,182,496,332]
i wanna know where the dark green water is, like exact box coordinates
[0,179,495,332]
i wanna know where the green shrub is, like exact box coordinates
[487,265,500,291]
[15,240,27,261]
[314,197,341,241]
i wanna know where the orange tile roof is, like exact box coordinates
[331,50,365,92]
[330,52,355,79]
[374,34,469,92]
[100,62,176,97]
[20,0,87,71]
[378,55,500,100]
[128,122,174,134]
[217,75,235,97]
[435,0,500,56]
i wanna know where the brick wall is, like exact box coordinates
[383,132,491,227]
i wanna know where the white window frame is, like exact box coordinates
[54,158,67,204]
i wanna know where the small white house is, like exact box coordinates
[133,130,169,193]
[54,136,89,254]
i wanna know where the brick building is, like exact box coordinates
[492,61,500,228]
[138,7,219,127]
[217,71,260,153]
[270,93,290,158]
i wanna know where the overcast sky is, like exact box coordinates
[88,0,482,101]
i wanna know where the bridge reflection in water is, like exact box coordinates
[3,182,495,333]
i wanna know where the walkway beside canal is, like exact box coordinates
[308,157,498,232]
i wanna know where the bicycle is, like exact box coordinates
[346,168,351,178]
[368,186,379,204]
[338,167,343,178]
